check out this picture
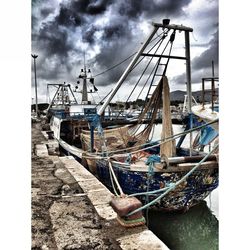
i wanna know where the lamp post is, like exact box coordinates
[31,54,38,117]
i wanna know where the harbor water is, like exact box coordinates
[147,124,219,250]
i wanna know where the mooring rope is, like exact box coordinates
[108,159,124,196]
[126,144,219,216]
[145,157,155,226]
[108,163,119,196]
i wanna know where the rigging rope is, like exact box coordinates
[135,61,158,101]
[109,165,119,196]
[83,119,218,159]
[93,53,136,78]
[128,30,168,72]
[162,33,175,76]
[126,36,165,100]
[94,89,113,108]
[114,33,167,119]
[108,159,124,196]
[143,31,174,105]
[92,29,170,109]
[92,30,166,78]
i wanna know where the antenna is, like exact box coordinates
[78,52,88,103]
[212,60,214,77]
[83,51,86,73]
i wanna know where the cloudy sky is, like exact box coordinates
[31,0,218,103]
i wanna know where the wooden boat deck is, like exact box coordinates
[112,158,218,173]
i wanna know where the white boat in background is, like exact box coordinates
[192,104,218,131]
[192,74,219,131]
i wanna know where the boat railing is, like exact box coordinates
[53,110,133,121]
[53,111,87,119]
[201,77,219,111]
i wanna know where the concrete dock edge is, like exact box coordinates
[32,123,169,249]
[61,155,169,250]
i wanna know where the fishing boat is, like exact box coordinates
[79,20,219,226]
[190,66,219,153]
[47,65,100,161]
[192,74,219,131]
[47,65,157,161]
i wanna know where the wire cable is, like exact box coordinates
[92,30,167,78]
[114,34,166,119]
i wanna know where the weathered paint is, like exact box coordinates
[94,159,218,212]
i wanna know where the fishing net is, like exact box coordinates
[81,76,175,156]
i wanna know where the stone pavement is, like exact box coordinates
[31,121,168,250]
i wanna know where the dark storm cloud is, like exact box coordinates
[32,20,77,81]
[87,0,114,15]
[103,24,125,40]
[173,28,219,85]
[56,6,82,27]
[193,29,218,70]
[32,0,217,95]
[32,15,38,30]
[81,0,192,85]
[70,0,114,15]
[83,25,99,44]
[91,19,138,85]
[40,7,55,18]
[118,0,192,19]
[32,0,115,84]
[37,21,74,61]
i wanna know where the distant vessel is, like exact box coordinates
[47,65,99,160]
[192,75,219,131]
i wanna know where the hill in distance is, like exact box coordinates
[170,89,218,102]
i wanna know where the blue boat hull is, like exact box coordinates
[94,159,218,211]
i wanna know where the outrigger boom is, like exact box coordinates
[97,19,194,155]
[97,25,158,116]
[152,22,193,32]
[97,20,193,117]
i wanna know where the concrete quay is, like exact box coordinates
[32,121,169,250]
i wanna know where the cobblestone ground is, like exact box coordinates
[31,122,121,250]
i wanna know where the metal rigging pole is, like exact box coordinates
[184,31,193,156]
[80,53,88,103]
[32,54,38,117]
[97,21,193,116]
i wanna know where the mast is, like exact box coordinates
[80,52,88,103]
[211,60,215,111]
[62,82,65,105]
[212,60,214,77]
[184,30,193,156]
